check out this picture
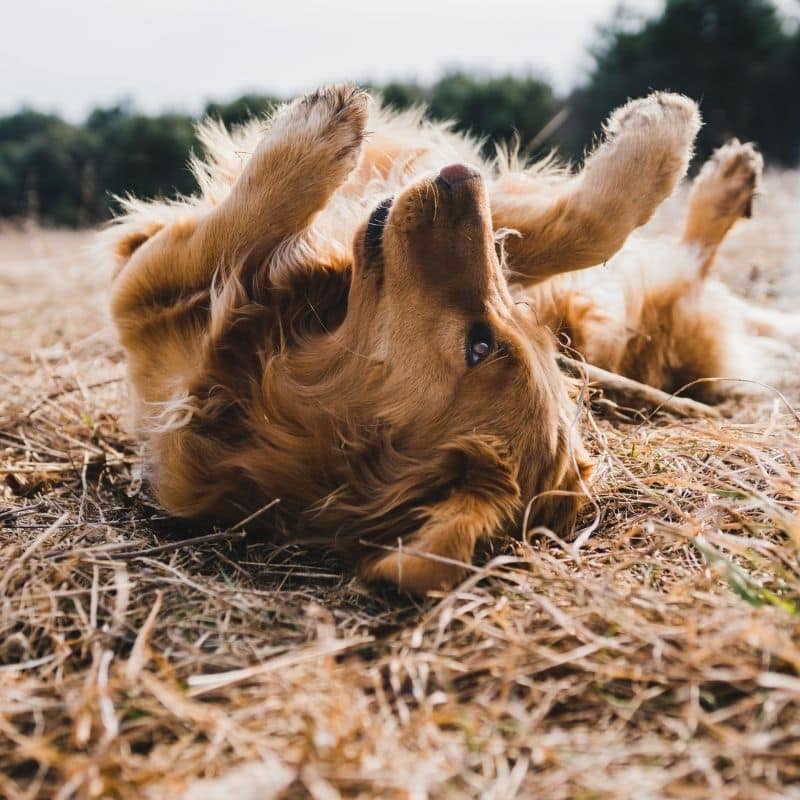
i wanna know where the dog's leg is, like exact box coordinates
[681,139,763,277]
[491,93,701,285]
[595,144,768,396]
[203,84,368,264]
[111,84,368,321]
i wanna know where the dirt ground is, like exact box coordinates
[1,170,799,799]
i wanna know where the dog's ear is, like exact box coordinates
[95,219,163,280]
[96,197,175,280]
[360,496,502,594]
[360,438,521,595]
[113,223,162,265]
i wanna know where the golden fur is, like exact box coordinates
[104,84,796,594]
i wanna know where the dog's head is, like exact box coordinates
[319,164,591,592]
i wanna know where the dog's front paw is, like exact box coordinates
[266,83,369,173]
[607,91,701,147]
[585,92,702,225]
[691,139,763,220]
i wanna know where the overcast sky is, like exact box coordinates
[4,0,797,120]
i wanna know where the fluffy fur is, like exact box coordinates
[104,84,797,594]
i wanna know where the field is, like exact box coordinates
[2,171,800,799]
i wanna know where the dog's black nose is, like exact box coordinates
[438,163,481,187]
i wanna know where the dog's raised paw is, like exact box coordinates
[606,92,702,152]
[298,84,369,150]
[693,139,763,220]
[262,83,369,171]
[584,92,702,227]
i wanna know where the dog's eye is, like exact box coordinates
[466,322,495,367]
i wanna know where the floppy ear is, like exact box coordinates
[96,197,175,281]
[359,440,521,595]
[360,494,510,595]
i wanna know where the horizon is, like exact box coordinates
[7,0,796,123]
[4,0,667,121]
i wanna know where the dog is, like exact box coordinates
[104,84,796,594]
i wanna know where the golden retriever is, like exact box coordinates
[104,84,796,594]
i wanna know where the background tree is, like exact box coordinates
[0,111,91,225]
[0,0,797,226]
[85,106,197,214]
[203,94,280,128]
[376,72,558,157]
[561,0,799,164]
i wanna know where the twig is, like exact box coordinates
[186,635,375,695]
[556,354,721,419]
[0,513,69,594]
[24,376,125,418]
[98,499,281,561]
[0,501,47,523]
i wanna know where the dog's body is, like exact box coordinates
[106,85,797,593]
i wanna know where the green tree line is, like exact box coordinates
[1,0,797,227]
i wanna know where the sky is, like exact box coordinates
[3,0,797,121]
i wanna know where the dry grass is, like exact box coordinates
[2,171,800,799]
